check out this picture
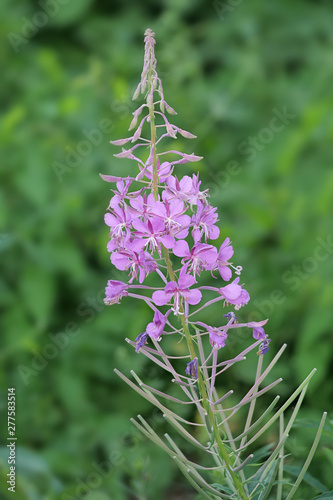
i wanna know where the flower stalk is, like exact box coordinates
[102,28,326,500]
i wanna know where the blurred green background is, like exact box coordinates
[1,0,333,498]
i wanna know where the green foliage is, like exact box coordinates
[1,0,332,498]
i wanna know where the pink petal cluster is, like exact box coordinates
[102,28,270,357]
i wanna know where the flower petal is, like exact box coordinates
[187,288,202,305]
[173,240,190,258]
[218,265,232,281]
[152,290,170,306]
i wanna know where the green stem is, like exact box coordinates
[163,249,248,500]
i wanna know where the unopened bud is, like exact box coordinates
[132,83,141,100]
[141,76,147,92]
[166,122,177,139]
[165,103,177,115]
[132,126,142,142]
[114,149,132,158]
[128,115,138,131]
[178,128,197,139]
[110,138,132,146]
[182,153,203,162]
[146,147,154,166]
[99,174,126,183]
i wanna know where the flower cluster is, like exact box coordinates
[102,29,270,364]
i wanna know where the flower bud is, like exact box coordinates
[110,138,132,146]
[182,153,203,162]
[114,148,132,158]
[132,82,141,100]
[132,117,147,142]
[177,128,197,139]
[165,103,177,115]
[146,147,154,166]
[166,122,177,139]
[128,115,138,131]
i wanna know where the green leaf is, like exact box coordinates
[284,465,326,492]
[311,493,333,500]
[211,483,234,495]
[248,459,279,499]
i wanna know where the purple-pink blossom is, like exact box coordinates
[173,240,217,276]
[152,268,202,315]
[188,173,209,206]
[104,280,129,305]
[191,202,220,243]
[208,327,228,348]
[104,203,136,250]
[109,179,134,208]
[252,325,266,340]
[130,218,175,255]
[129,192,155,220]
[146,310,168,339]
[198,322,228,348]
[111,249,157,283]
[164,175,193,203]
[150,197,190,238]
[219,277,250,309]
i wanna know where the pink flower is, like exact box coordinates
[164,175,193,203]
[104,280,129,305]
[109,179,133,209]
[104,204,136,250]
[150,197,190,238]
[102,29,269,356]
[218,277,250,309]
[130,218,175,255]
[152,268,202,315]
[146,310,168,339]
[188,173,209,206]
[111,249,157,283]
[252,326,266,340]
[197,322,228,348]
[208,326,228,348]
[129,192,156,221]
[173,240,217,276]
[191,202,220,243]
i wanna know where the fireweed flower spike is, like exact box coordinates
[103,29,327,500]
